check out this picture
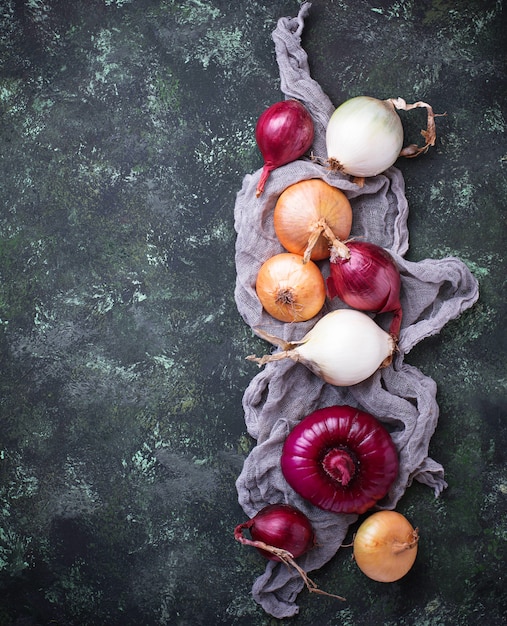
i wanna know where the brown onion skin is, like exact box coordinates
[327,241,403,338]
[234,503,316,562]
[281,405,399,514]
[255,100,314,197]
[274,179,352,261]
[256,252,326,322]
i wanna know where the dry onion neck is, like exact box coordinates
[392,528,420,554]
[322,448,356,486]
[303,218,350,264]
[243,538,345,601]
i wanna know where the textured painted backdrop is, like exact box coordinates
[0,1,505,625]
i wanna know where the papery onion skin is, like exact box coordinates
[256,252,326,322]
[326,96,404,177]
[234,503,315,562]
[273,178,352,261]
[327,241,403,338]
[353,510,419,582]
[255,100,314,197]
[281,405,399,515]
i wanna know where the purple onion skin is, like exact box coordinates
[327,241,402,338]
[234,503,315,562]
[255,100,314,197]
[281,405,399,515]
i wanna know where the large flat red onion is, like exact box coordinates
[281,405,399,515]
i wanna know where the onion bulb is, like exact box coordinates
[256,253,326,322]
[326,96,439,180]
[247,309,395,387]
[353,511,419,582]
[327,240,403,339]
[255,100,314,197]
[234,504,345,601]
[273,178,352,262]
[234,503,315,562]
[281,405,399,514]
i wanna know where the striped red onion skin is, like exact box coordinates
[281,405,399,515]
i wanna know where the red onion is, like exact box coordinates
[234,503,345,601]
[234,503,315,562]
[281,405,399,515]
[327,240,403,339]
[255,100,314,197]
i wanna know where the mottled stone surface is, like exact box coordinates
[0,1,505,624]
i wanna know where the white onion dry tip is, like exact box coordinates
[388,97,444,158]
[247,309,396,387]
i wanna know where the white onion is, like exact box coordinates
[326,96,403,177]
[247,309,395,387]
[326,96,439,179]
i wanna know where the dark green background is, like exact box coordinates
[0,1,505,624]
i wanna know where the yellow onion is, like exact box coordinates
[353,511,419,582]
[256,253,326,323]
[273,178,352,262]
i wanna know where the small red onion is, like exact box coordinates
[234,503,345,601]
[234,503,315,562]
[281,405,399,515]
[255,100,314,197]
[327,240,403,339]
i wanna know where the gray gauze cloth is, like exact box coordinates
[233,2,479,619]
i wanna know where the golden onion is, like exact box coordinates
[273,178,352,262]
[353,510,419,582]
[255,252,326,323]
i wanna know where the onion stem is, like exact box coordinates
[246,329,304,367]
[247,350,295,367]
